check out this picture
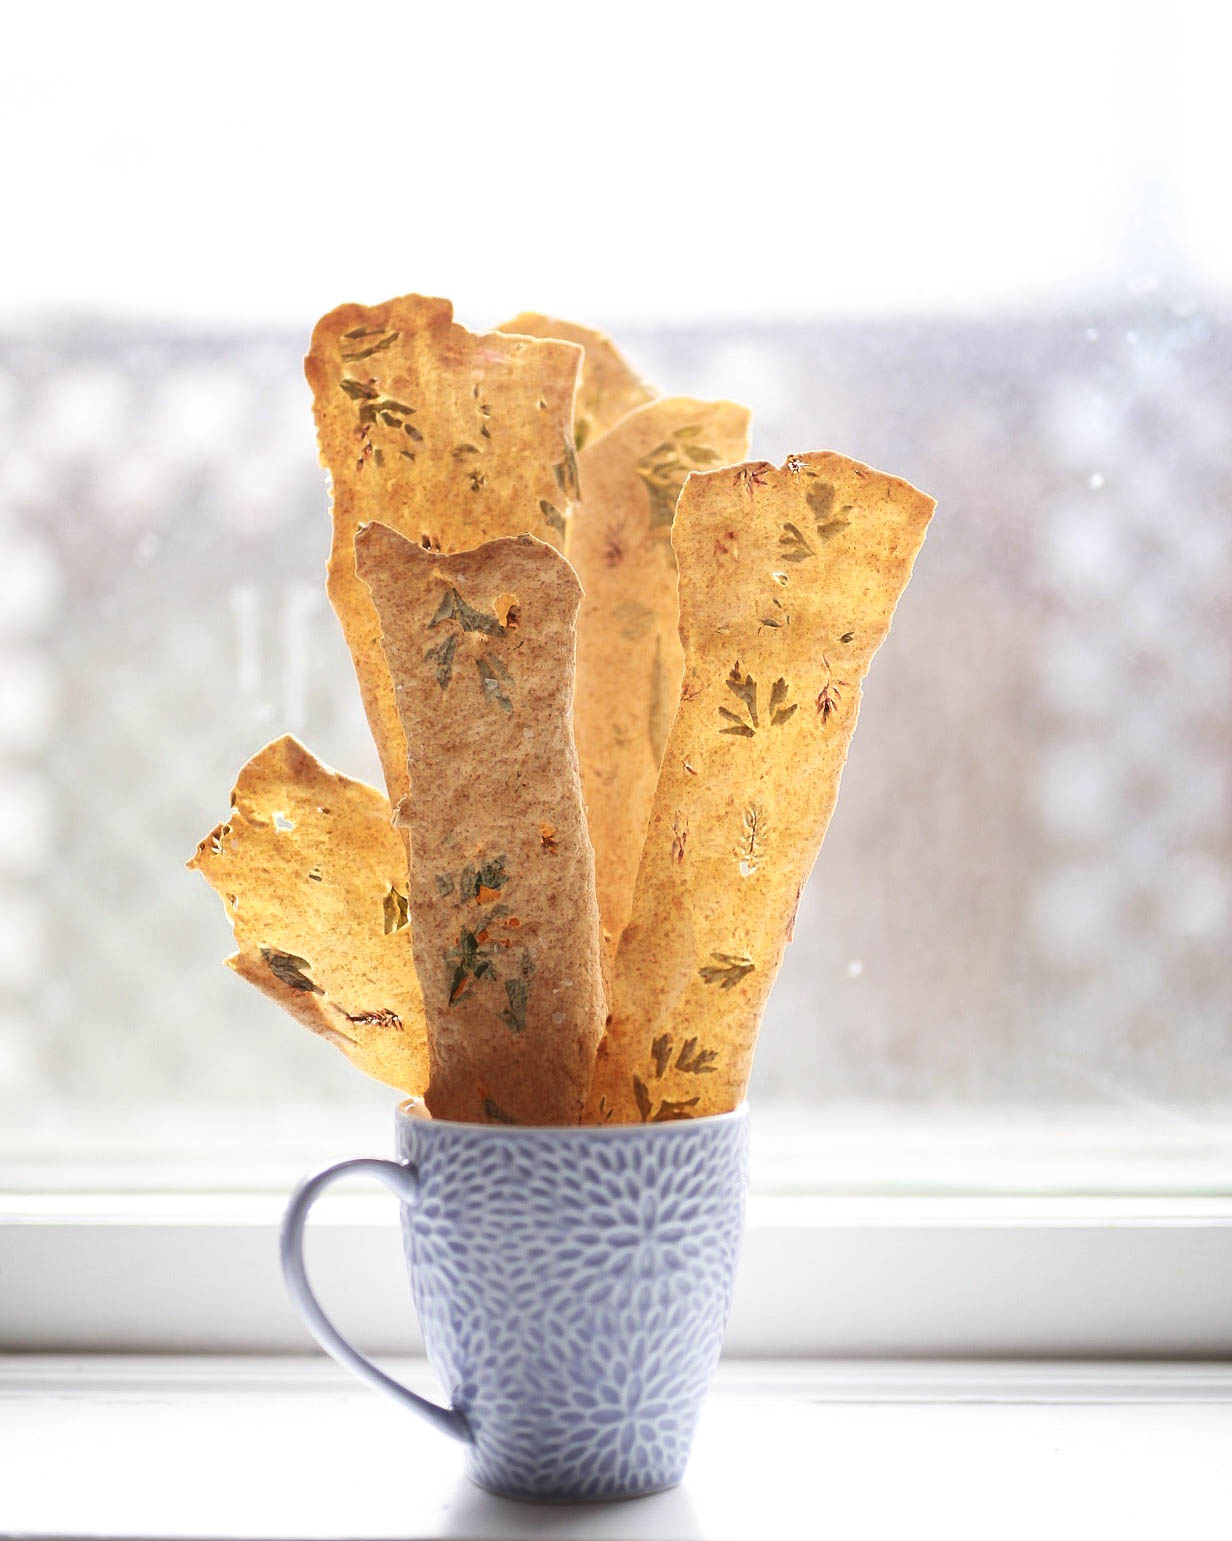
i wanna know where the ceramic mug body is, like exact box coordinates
[281,1103,749,1502]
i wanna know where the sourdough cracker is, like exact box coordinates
[586,453,935,1123]
[307,295,584,805]
[187,735,428,1095]
[497,312,656,450]
[356,524,606,1125]
[569,397,751,953]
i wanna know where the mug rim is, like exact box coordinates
[395,1098,749,1134]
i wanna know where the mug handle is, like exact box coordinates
[280,1156,472,1444]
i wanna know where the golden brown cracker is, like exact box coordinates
[586,453,935,1123]
[496,312,656,450]
[307,295,584,805]
[187,735,428,1096]
[569,397,751,953]
[355,523,606,1125]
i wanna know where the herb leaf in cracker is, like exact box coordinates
[586,454,935,1123]
[496,312,656,451]
[356,524,606,1126]
[569,397,751,954]
[306,295,584,807]
[187,735,429,1096]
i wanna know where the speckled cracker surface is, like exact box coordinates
[496,312,656,451]
[307,295,583,805]
[586,454,935,1123]
[569,397,751,954]
[187,735,428,1096]
[356,524,606,1125]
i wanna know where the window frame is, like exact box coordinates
[5,1190,1230,1358]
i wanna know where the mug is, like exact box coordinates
[281,1101,749,1502]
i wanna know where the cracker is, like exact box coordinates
[306,295,584,805]
[496,312,656,450]
[187,735,428,1096]
[586,453,935,1122]
[569,397,751,953]
[355,523,606,1125]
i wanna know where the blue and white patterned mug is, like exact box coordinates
[281,1101,749,1502]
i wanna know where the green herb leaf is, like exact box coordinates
[482,1097,518,1123]
[778,522,814,562]
[769,677,797,726]
[261,947,323,994]
[423,633,458,689]
[339,377,377,401]
[446,926,495,1006]
[538,498,566,536]
[501,976,530,1033]
[477,655,513,712]
[427,587,504,637]
[559,435,580,499]
[342,331,399,362]
[652,1097,700,1122]
[698,952,755,990]
[383,887,409,935]
[676,1037,718,1074]
[727,666,758,724]
[718,709,756,737]
[806,482,836,524]
[458,856,507,900]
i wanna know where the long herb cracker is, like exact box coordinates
[496,312,655,451]
[187,735,428,1095]
[569,397,751,953]
[356,524,606,1125]
[587,453,934,1122]
[307,294,583,805]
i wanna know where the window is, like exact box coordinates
[1,2,1229,1356]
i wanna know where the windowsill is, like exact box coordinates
[3,1357,1230,1539]
[7,1103,1232,1196]
[6,1191,1232,1358]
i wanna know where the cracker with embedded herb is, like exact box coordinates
[356,523,606,1125]
[187,735,428,1096]
[307,294,583,805]
[497,312,656,451]
[586,453,935,1123]
[569,397,751,953]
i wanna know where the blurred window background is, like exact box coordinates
[0,1,1228,1191]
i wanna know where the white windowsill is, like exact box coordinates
[3,1357,1230,1540]
[5,1192,1232,1358]
[7,1105,1232,1197]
